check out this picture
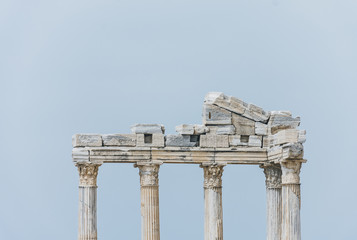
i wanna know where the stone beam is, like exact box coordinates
[73,147,268,165]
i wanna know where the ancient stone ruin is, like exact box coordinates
[72,92,307,240]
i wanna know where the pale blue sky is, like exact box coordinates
[1,0,356,239]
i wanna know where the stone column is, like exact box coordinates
[135,161,162,240]
[200,163,226,240]
[76,162,101,240]
[281,161,302,240]
[262,164,282,240]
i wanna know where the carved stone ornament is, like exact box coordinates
[76,163,101,187]
[201,164,224,189]
[281,161,302,184]
[262,164,282,189]
[135,162,162,187]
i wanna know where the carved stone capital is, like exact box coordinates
[201,163,225,189]
[76,162,101,187]
[281,161,301,184]
[261,164,282,189]
[135,161,162,187]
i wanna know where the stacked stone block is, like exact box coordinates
[72,92,305,153]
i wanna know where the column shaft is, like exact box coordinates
[201,163,225,240]
[79,186,97,240]
[135,162,162,240]
[76,163,101,240]
[262,164,282,240]
[281,161,302,240]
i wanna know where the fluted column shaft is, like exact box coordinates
[76,163,101,240]
[281,161,302,240]
[135,161,162,240]
[262,164,282,240]
[201,163,225,240]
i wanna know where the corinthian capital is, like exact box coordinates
[281,161,302,184]
[135,161,162,187]
[76,162,101,187]
[261,164,282,189]
[201,163,225,189]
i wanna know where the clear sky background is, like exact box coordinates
[1,0,356,239]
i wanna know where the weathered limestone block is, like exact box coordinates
[203,104,232,125]
[208,125,235,135]
[175,124,209,135]
[229,135,247,146]
[72,134,102,147]
[166,134,199,147]
[200,135,229,148]
[282,143,304,160]
[269,111,292,117]
[298,130,306,143]
[248,135,262,147]
[102,134,136,146]
[194,125,210,134]
[216,125,235,135]
[269,114,300,134]
[136,134,165,147]
[229,135,262,147]
[232,114,255,135]
[267,146,283,162]
[255,122,268,135]
[204,92,246,115]
[243,104,270,123]
[72,148,90,162]
[131,124,165,134]
[262,136,269,148]
[272,129,299,145]
[175,124,194,135]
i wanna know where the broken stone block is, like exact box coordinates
[131,124,165,134]
[204,92,225,104]
[136,133,165,147]
[175,124,194,135]
[203,104,232,125]
[102,134,136,146]
[298,130,306,143]
[166,135,199,147]
[243,104,270,123]
[229,135,248,146]
[175,124,209,135]
[232,114,255,135]
[204,92,270,123]
[206,126,218,135]
[248,135,262,147]
[267,146,283,160]
[204,92,247,115]
[207,125,235,135]
[216,125,235,135]
[200,135,229,148]
[72,134,102,147]
[255,122,268,135]
[269,114,300,134]
[194,125,209,134]
[282,143,304,159]
[269,111,292,117]
[272,129,299,145]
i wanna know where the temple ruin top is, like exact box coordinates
[72,92,306,165]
